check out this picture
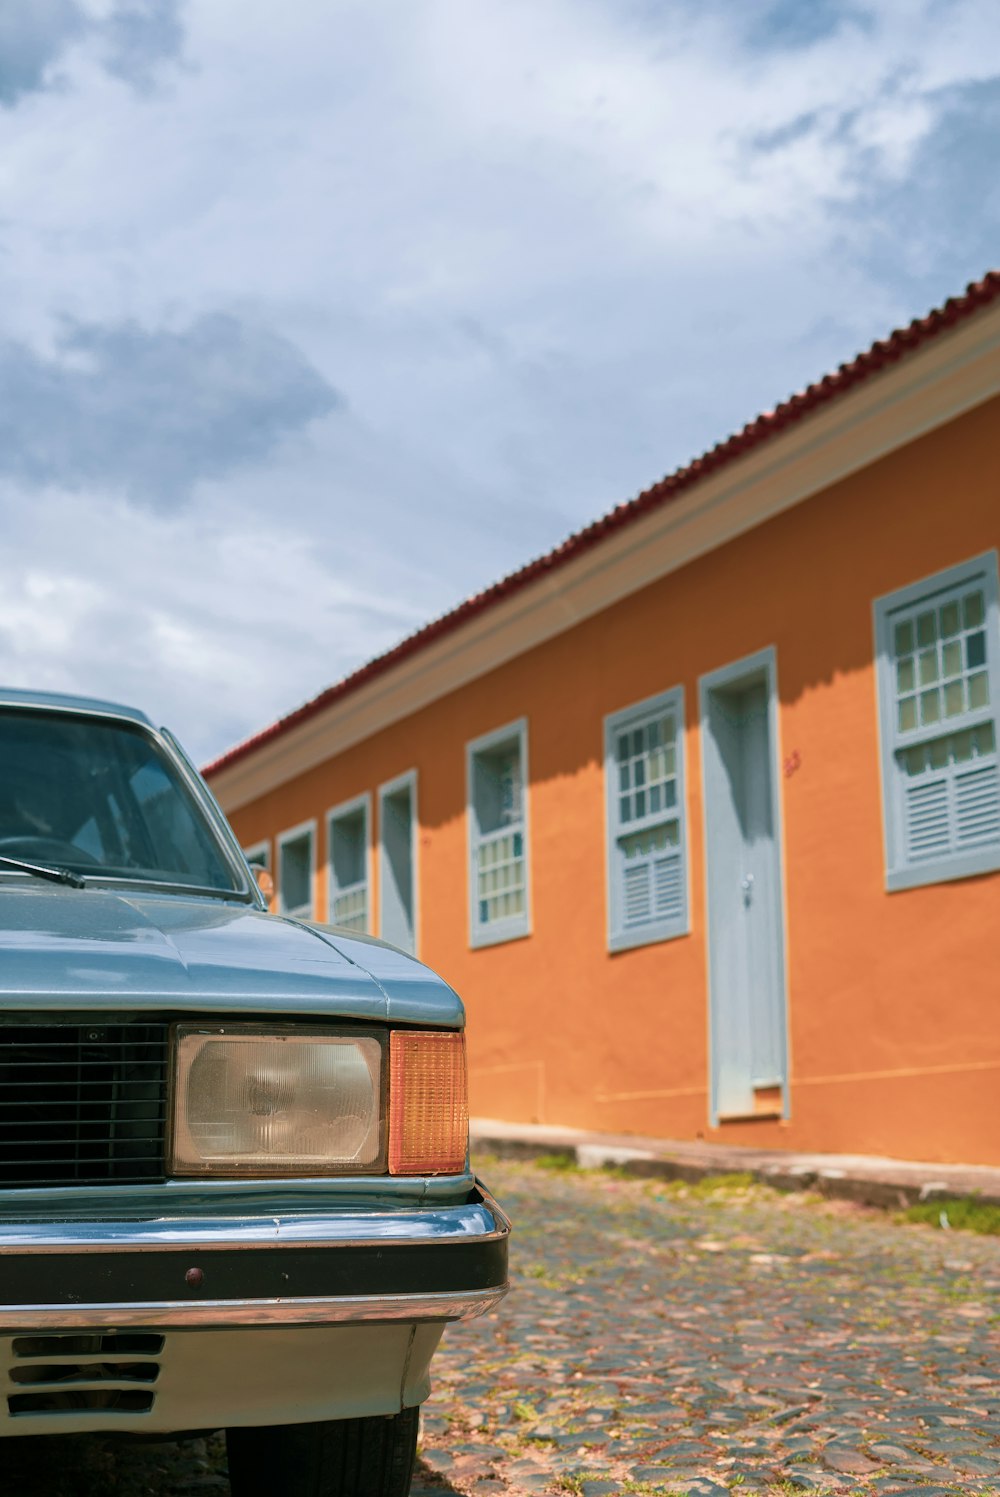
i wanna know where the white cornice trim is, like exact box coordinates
[211,302,1000,813]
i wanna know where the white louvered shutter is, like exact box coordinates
[653,851,684,918]
[903,762,1000,863]
[955,761,1000,847]
[903,777,950,862]
[623,861,651,924]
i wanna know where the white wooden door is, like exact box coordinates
[701,653,788,1121]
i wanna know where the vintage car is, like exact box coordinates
[0,688,509,1497]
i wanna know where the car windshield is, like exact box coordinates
[0,708,244,895]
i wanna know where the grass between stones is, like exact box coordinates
[902,1196,1000,1236]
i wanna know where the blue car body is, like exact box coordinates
[0,689,508,1444]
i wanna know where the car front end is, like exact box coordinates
[0,1008,508,1439]
[0,689,509,1495]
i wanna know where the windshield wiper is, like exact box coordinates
[0,855,86,889]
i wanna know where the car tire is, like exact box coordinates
[225,1405,420,1497]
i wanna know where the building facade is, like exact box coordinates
[206,276,1000,1166]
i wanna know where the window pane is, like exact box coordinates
[901,723,998,782]
[903,746,925,776]
[940,601,961,637]
[943,680,964,717]
[896,658,915,693]
[941,640,962,678]
[476,825,525,926]
[617,734,630,763]
[614,710,679,830]
[894,620,913,656]
[620,825,670,858]
[919,690,940,725]
[918,650,938,685]
[963,590,985,629]
[916,611,937,647]
[928,737,948,770]
[898,697,917,732]
[968,672,990,710]
[966,631,987,670]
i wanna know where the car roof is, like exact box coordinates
[0,687,154,728]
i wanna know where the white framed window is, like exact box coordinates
[875,552,1000,891]
[242,840,270,872]
[467,719,530,948]
[605,687,688,951]
[326,794,370,933]
[277,820,315,919]
[379,771,417,954]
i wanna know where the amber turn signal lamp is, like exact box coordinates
[388,1030,468,1175]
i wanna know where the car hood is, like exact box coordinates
[0,886,463,1027]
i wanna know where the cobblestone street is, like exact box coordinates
[3,1156,998,1496]
[420,1158,1000,1496]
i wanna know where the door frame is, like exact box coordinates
[699,645,791,1126]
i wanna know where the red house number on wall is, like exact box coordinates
[783,749,801,778]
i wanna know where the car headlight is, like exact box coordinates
[171,1026,385,1175]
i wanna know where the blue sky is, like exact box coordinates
[1,0,998,762]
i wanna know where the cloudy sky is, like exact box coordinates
[1,0,998,763]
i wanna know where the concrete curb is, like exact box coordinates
[470,1123,1000,1214]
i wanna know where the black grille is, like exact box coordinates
[8,1389,155,1415]
[0,1021,168,1188]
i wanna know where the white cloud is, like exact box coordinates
[0,0,997,759]
[0,484,430,762]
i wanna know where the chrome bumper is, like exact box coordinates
[0,1182,509,1332]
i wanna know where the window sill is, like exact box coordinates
[470,922,531,951]
[609,921,689,953]
[886,845,1000,892]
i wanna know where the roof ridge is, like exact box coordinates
[204,270,1000,778]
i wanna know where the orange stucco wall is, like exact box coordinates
[223,395,1000,1166]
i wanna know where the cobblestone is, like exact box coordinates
[1,1157,997,1494]
[419,1158,1000,1496]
